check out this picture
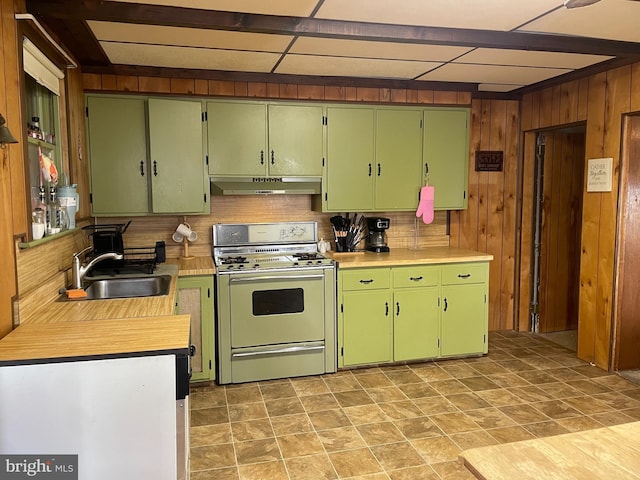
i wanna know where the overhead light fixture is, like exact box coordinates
[564,0,601,8]
[0,114,18,148]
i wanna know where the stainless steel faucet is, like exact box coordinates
[72,246,123,289]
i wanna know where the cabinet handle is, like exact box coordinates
[458,274,472,279]
[444,298,448,312]
[153,160,158,176]
[139,161,145,176]
[377,163,381,176]
[368,163,372,176]
[425,162,429,176]
[260,150,264,165]
[410,276,423,281]
[271,150,275,165]
[396,301,400,316]
[385,302,389,316]
[359,279,374,284]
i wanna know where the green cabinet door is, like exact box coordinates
[87,96,149,215]
[207,101,267,176]
[342,290,392,366]
[440,283,487,356]
[423,108,470,210]
[393,287,440,361]
[375,109,423,211]
[176,276,215,382]
[326,107,375,212]
[268,104,324,176]
[148,98,207,214]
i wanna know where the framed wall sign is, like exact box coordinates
[475,151,503,172]
[587,157,613,192]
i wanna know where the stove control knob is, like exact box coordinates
[293,262,299,266]
[238,264,244,269]
[253,264,260,268]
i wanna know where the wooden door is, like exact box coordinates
[537,132,585,333]
[614,115,640,370]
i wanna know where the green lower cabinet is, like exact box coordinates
[176,276,215,382]
[342,290,393,367]
[440,283,487,357]
[393,288,440,361]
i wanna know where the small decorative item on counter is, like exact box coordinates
[317,238,330,254]
[31,207,45,240]
[45,186,68,236]
[28,116,42,139]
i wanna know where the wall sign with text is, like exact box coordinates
[475,151,503,172]
[587,158,613,192]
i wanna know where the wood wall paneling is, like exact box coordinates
[632,63,640,112]
[614,115,640,370]
[577,71,606,365]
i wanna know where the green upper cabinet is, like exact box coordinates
[323,107,422,213]
[207,101,323,177]
[374,109,423,211]
[86,95,208,216]
[423,108,470,210]
[325,107,375,212]
[87,96,149,215]
[267,104,324,176]
[207,101,267,176]
[148,98,207,214]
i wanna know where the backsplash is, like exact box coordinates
[97,195,449,258]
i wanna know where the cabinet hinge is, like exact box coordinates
[484,294,487,303]
[207,288,211,298]
[464,190,467,200]
[202,111,207,122]
[323,116,327,126]
[484,334,487,344]
[85,106,89,118]
[437,297,440,307]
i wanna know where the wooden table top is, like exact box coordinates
[460,421,640,479]
[0,315,191,364]
[327,247,493,269]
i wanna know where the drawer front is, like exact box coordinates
[441,263,487,285]
[341,268,390,291]
[393,266,439,288]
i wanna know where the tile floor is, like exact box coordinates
[189,331,640,480]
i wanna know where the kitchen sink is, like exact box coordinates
[82,275,172,300]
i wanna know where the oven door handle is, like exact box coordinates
[232,345,325,358]
[229,274,325,283]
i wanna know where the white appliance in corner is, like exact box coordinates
[0,355,185,480]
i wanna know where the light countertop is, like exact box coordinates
[327,247,493,269]
[0,315,191,364]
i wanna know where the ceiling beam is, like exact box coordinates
[26,0,640,57]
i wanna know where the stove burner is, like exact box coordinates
[220,256,248,265]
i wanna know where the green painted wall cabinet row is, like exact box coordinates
[86,95,209,216]
[338,262,488,368]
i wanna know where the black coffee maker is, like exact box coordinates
[366,217,390,253]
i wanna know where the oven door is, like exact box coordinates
[229,271,326,347]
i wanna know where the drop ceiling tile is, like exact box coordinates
[418,63,572,85]
[519,0,640,42]
[276,54,441,79]
[316,0,563,31]
[100,42,281,72]
[290,37,471,62]
[106,0,319,16]
[457,48,612,69]
[89,21,292,52]
[478,83,524,92]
